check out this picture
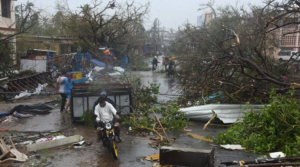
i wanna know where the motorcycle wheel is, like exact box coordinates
[109,139,118,160]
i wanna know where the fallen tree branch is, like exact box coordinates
[203,110,217,130]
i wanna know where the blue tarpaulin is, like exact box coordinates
[90,59,114,69]
[202,91,224,103]
[90,59,105,67]
[75,53,84,60]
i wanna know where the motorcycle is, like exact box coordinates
[101,121,118,160]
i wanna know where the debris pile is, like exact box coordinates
[0,136,28,165]
[0,103,53,124]
[0,72,53,100]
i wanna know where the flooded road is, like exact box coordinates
[0,57,258,167]
[131,55,180,102]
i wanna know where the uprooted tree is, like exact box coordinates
[56,0,149,58]
[171,0,300,104]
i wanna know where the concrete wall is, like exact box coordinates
[20,59,47,72]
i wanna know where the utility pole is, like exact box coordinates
[157,19,160,54]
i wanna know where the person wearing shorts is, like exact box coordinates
[58,73,75,112]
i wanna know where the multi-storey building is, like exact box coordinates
[159,30,178,47]
[0,0,17,62]
[277,23,300,61]
[197,13,214,28]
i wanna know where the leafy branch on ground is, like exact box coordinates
[121,73,190,142]
[122,102,190,141]
[216,90,300,156]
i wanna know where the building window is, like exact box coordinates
[1,0,11,18]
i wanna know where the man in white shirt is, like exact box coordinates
[55,72,66,112]
[94,96,124,144]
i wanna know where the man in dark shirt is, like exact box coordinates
[167,57,176,77]
[152,55,158,70]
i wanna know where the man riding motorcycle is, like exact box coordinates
[94,96,124,145]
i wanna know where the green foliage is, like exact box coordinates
[120,74,190,140]
[80,110,94,127]
[137,83,160,104]
[216,90,300,156]
[158,102,190,132]
[122,102,190,138]
[0,39,15,78]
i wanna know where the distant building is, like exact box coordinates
[267,14,300,76]
[197,15,205,27]
[159,30,178,47]
[17,35,77,57]
[276,23,300,61]
[197,13,214,28]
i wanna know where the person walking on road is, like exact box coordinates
[58,73,75,112]
[163,56,170,71]
[56,72,67,112]
[152,55,159,70]
[167,57,176,77]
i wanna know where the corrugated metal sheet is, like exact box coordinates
[180,104,269,123]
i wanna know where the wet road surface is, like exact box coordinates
[0,105,258,167]
[0,57,258,166]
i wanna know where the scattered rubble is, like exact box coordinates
[187,132,214,143]
[0,136,28,165]
[0,72,54,101]
[220,144,246,150]
[145,154,159,161]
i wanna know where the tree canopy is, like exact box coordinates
[57,0,149,56]
[172,0,300,104]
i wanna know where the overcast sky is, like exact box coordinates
[16,0,266,30]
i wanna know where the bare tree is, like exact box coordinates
[57,0,149,56]
[173,1,300,103]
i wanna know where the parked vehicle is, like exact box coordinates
[101,120,118,160]
[278,50,299,61]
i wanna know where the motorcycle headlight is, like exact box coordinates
[105,123,112,130]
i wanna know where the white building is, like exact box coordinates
[0,0,17,62]
[197,15,205,27]
[159,30,178,47]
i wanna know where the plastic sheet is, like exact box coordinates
[14,83,48,99]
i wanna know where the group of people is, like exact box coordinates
[56,72,75,113]
[56,73,124,145]
[152,55,176,76]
